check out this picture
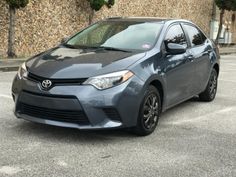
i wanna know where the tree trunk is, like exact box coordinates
[212,1,216,20]
[215,9,225,44]
[7,6,17,58]
[88,10,95,25]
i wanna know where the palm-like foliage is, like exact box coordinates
[215,0,236,44]
[88,0,115,24]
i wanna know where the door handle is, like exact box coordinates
[204,50,212,55]
[187,55,194,62]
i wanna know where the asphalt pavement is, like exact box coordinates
[0,55,236,177]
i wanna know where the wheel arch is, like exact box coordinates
[213,63,220,76]
[149,80,164,107]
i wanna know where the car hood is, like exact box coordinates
[26,46,146,79]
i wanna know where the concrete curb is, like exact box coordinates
[0,58,26,72]
[220,53,236,55]
[0,66,19,72]
[219,47,236,55]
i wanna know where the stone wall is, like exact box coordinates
[0,0,91,57]
[0,0,231,57]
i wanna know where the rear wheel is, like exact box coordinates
[134,85,161,136]
[199,68,218,102]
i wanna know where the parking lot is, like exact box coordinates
[0,54,236,177]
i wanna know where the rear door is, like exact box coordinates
[182,24,212,93]
[163,24,196,108]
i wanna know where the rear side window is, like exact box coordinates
[183,24,206,47]
[164,24,187,48]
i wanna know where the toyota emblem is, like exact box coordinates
[41,80,52,89]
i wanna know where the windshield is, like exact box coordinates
[66,21,163,51]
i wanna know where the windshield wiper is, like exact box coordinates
[99,46,132,53]
[63,43,89,49]
[63,43,78,49]
[88,46,132,53]
[63,44,132,52]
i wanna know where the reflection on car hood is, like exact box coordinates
[26,46,146,79]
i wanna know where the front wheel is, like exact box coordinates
[134,85,161,136]
[199,68,218,102]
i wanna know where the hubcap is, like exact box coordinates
[143,93,159,130]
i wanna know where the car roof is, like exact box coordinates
[104,17,188,23]
[103,16,206,38]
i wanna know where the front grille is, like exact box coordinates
[27,72,87,85]
[103,108,121,121]
[18,102,90,124]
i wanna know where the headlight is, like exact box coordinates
[83,70,134,90]
[17,62,28,79]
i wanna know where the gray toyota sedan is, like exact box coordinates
[12,17,220,135]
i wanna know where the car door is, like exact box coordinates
[163,24,196,108]
[182,23,212,93]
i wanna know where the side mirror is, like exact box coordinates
[167,43,186,55]
[61,37,69,44]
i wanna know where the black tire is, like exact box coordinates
[199,68,218,102]
[134,85,162,136]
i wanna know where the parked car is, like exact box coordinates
[12,17,220,135]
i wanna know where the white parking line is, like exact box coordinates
[219,79,236,83]
[0,166,23,175]
[219,69,236,72]
[0,94,12,99]
[165,107,235,125]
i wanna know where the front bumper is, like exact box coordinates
[12,74,145,129]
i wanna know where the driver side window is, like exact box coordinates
[165,24,187,48]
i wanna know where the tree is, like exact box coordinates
[215,0,236,44]
[5,0,29,58]
[87,0,115,25]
